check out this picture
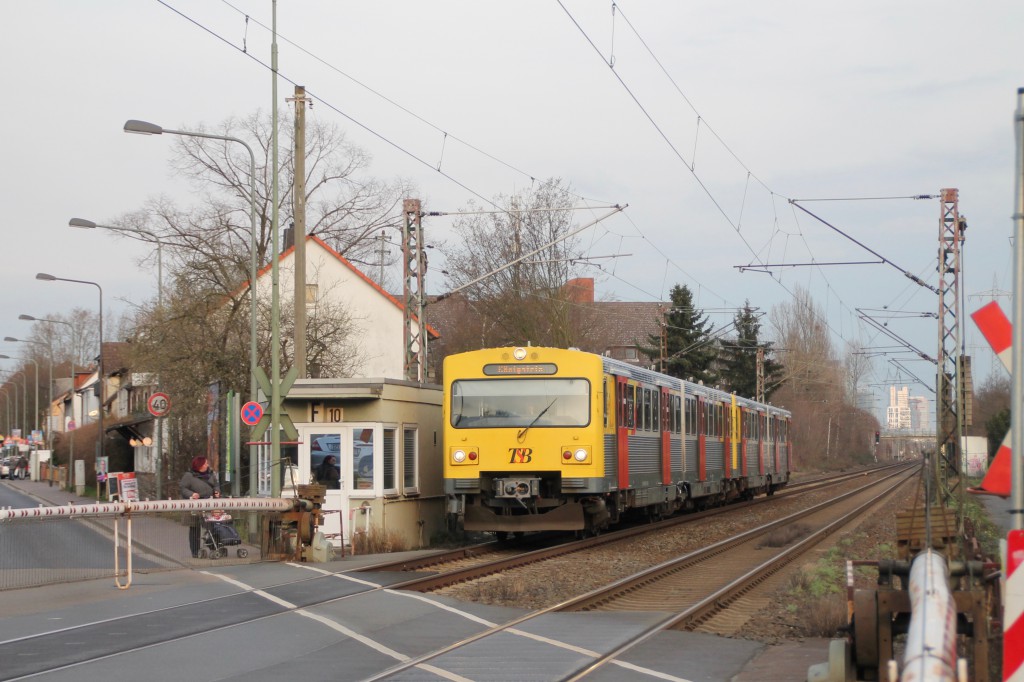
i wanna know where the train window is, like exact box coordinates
[626,385,635,429]
[643,389,652,431]
[672,395,680,433]
[449,378,591,428]
[652,391,660,432]
[685,398,695,436]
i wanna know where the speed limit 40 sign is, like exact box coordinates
[147,392,171,417]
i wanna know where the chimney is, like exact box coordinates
[564,277,594,304]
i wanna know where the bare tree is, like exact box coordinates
[106,110,409,485]
[843,339,874,405]
[439,179,601,350]
[769,286,877,469]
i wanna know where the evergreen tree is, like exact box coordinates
[719,301,783,400]
[639,284,717,383]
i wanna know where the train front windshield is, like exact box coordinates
[450,378,590,428]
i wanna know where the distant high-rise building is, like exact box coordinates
[887,386,912,430]
[908,396,929,431]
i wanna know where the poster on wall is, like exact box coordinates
[118,473,139,502]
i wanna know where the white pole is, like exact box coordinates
[1011,87,1024,530]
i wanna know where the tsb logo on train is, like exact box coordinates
[508,448,533,463]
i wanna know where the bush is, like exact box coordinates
[351,526,407,555]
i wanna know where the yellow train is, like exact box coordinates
[443,346,792,536]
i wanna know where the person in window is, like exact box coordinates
[315,454,340,489]
[180,456,220,558]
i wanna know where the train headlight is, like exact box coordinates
[453,450,466,463]
[561,445,590,464]
[513,347,527,360]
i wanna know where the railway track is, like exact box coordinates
[363,462,916,594]
[362,463,917,681]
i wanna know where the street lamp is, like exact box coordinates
[1,387,10,435]
[36,273,104,481]
[7,337,51,446]
[5,337,44,430]
[126,118,258,496]
[69,218,164,308]
[68,219,168,496]
[0,365,26,436]
[19,314,72,461]
[0,362,14,435]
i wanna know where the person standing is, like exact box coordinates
[315,454,340,489]
[15,454,28,480]
[180,456,221,558]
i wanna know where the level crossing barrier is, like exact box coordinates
[0,498,293,591]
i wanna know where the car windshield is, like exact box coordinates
[450,378,590,428]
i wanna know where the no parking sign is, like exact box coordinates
[240,401,264,426]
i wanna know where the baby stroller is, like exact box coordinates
[200,511,249,559]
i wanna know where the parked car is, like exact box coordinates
[310,436,374,480]
[0,458,11,479]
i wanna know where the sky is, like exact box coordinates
[2,1,1021,423]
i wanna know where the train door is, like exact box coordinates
[756,411,765,476]
[697,396,707,482]
[615,376,630,490]
[739,406,748,478]
[660,387,671,485]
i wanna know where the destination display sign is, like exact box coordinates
[482,363,557,376]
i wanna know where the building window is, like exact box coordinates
[403,427,418,494]
[382,428,396,492]
[623,347,638,360]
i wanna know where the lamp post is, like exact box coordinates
[0,362,15,434]
[68,219,166,496]
[69,218,164,308]
[0,366,26,436]
[36,274,104,487]
[125,118,258,497]
[1,387,9,435]
[19,315,74,464]
[5,339,45,440]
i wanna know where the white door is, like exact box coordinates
[300,425,377,546]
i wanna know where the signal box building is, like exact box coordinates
[263,235,443,550]
[282,378,443,550]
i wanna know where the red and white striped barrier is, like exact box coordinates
[970,302,1013,497]
[1008,530,1024,682]
[0,497,293,522]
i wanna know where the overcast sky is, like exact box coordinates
[2,1,1020,419]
